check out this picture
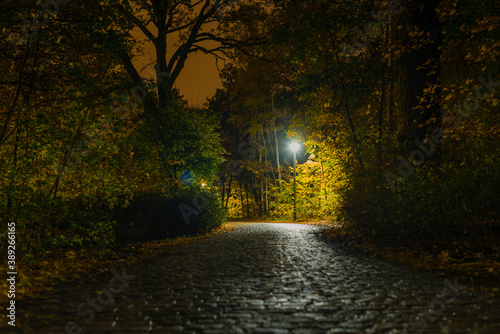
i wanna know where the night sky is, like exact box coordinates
[132,25,223,106]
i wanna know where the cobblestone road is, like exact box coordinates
[9,223,500,333]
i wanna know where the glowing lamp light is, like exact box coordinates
[289,142,300,153]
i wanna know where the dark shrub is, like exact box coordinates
[114,188,226,243]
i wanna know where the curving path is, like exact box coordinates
[9,223,500,333]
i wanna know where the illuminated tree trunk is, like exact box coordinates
[265,154,269,215]
[274,127,282,192]
[259,133,263,217]
[238,179,245,217]
[225,174,232,211]
[263,128,270,215]
[266,126,276,183]
[245,182,250,217]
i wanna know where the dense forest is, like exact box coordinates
[215,0,500,243]
[1,0,499,258]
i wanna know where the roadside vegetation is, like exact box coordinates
[1,0,498,293]
[210,0,499,287]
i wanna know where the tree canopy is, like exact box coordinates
[0,0,498,258]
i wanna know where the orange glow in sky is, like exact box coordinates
[175,52,223,106]
[131,22,224,107]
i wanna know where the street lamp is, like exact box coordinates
[289,141,300,221]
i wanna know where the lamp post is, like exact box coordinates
[289,141,300,221]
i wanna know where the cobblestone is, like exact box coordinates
[7,223,500,333]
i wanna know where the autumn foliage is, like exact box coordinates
[1,0,498,269]
[211,0,499,248]
[0,1,226,258]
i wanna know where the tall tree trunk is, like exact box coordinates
[386,2,395,136]
[238,179,245,217]
[0,37,30,148]
[318,0,365,171]
[220,169,225,209]
[116,48,159,115]
[250,178,261,216]
[377,81,386,163]
[387,82,394,134]
[155,5,170,109]
[264,155,269,215]
[274,126,282,193]
[397,0,443,145]
[263,128,272,215]
[258,133,263,217]
[7,127,20,219]
[225,174,232,211]
[320,157,327,214]
[245,182,250,217]
[259,129,269,216]
[266,126,276,182]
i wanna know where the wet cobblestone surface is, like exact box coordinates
[9,223,500,333]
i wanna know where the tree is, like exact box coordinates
[113,0,274,115]
[396,0,443,144]
[208,55,294,217]
[266,0,499,241]
[0,0,145,252]
[151,97,224,181]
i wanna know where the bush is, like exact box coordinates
[342,153,500,242]
[114,188,226,243]
[6,194,119,255]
